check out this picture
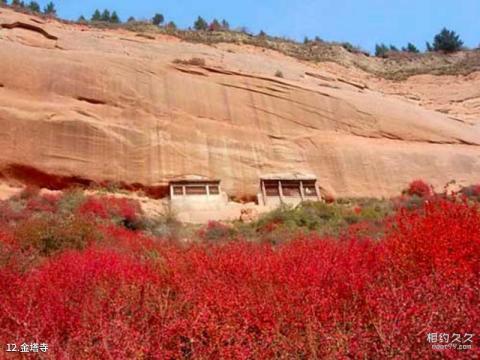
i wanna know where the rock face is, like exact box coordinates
[0,8,479,198]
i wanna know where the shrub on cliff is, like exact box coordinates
[405,180,433,198]
[165,21,177,30]
[27,1,40,12]
[194,16,208,31]
[110,11,120,24]
[43,1,56,16]
[375,43,389,57]
[11,0,24,8]
[173,57,206,66]
[208,19,221,31]
[152,13,164,26]
[460,184,480,201]
[221,19,230,30]
[402,42,420,53]
[91,9,101,21]
[432,28,464,53]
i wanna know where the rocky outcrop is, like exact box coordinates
[0,8,479,198]
[1,21,58,40]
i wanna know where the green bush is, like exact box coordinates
[194,16,208,31]
[110,11,120,24]
[251,199,393,239]
[43,1,56,16]
[255,202,345,236]
[198,221,237,242]
[57,188,86,215]
[143,210,183,240]
[403,195,426,211]
[91,9,101,21]
[27,1,40,12]
[15,214,100,256]
[375,43,389,57]
[152,13,164,26]
[432,28,464,53]
[402,43,420,53]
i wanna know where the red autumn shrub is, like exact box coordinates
[460,184,480,199]
[197,220,236,241]
[16,185,41,200]
[25,193,60,213]
[0,195,478,358]
[385,198,480,277]
[77,196,143,229]
[324,194,335,203]
[406,179,433,197]
[0,201,25,225]
[0,249,176,359]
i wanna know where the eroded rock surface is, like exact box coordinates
[1,8,479,198]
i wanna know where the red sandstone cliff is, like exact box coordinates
[1,8,479,198]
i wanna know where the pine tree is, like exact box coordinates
[375,43,389,57]
[152,13,164,26]
[110,11,120,24]
[209,19,221,31]
[90,9,100,21]
[194,16,208,31]
[432,28,464,53]
[101,9,110,22]
[27,1,40,12]
[426,41,433,52]
[127,16,136,23]
[12,0,24,7]
[43,1,56,16]
[341,42,357,53]
[78,15,87,22]
[166,21,177,30]
[221,19,230,30]
[402,42,419,53]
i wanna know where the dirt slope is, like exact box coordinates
[0,8,479,198]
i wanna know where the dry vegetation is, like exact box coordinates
[2,3,480,80]
[172,57,207,66]
[92,22,480,80]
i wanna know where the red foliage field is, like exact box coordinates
[0,188,479,359]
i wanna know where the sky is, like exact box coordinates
[33,1,480,53]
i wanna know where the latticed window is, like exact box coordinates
[173,186,184,195]
[282,181,301,197]
[303,181,317,196]
[209,185,220,195]
[185,185,208,195]
[264,181,280,196]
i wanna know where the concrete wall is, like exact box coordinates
[258,194,320,208]
[170,192,229,211]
